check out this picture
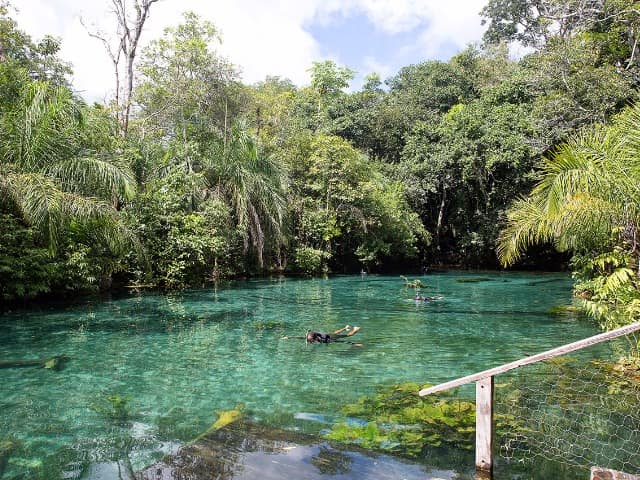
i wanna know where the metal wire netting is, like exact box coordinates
[494,337,640,477]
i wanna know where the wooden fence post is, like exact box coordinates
[476,376,494,476]
[419,322,640,478]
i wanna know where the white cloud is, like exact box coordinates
[360,56,393,81]
[13,0,488,102]
[414,1,488,59]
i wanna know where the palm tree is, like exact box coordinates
[497,113,640,267]
[0,79,137,255]
[497,105,640,328]
[204,121,288,268]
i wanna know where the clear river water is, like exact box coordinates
[0,272,603,479]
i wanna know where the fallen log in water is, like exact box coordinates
[0,355,69,370]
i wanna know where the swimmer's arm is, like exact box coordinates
[332,325,350,335]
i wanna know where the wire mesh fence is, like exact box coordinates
[494,335,640,478]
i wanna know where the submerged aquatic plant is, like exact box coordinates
[156,407,204,440]
[192,404,245,442]
[107,395,130,420]
[325,383,476,458]
[326,382,529,459]
[546,305,584,317]
[254,320,287,330]
[91,393,133,422]
[0,441,16,477]
[43,355,69,370]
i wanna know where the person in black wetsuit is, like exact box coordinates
[282,325,361,345]
[305,325,361,343]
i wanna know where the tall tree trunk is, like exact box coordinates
[84,0,159,138]
[436,185,447,252]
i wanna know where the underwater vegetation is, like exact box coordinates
[91,393,134,423]
[325,359,640,463]
[192,404,245,442]
[325,383,477,458]
[310,446,353,475]
[254,320,287,330]
[546,305,585,317]
[0,354,69,370]
[156,407,205,440]
[0,441,16,477]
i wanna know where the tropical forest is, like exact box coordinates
[1,0,640,479]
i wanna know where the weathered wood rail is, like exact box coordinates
[418,321,640,477]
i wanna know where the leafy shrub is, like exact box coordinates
[0,213,53,301]
[294,246,331,275]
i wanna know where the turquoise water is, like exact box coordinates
[0,272,600,478]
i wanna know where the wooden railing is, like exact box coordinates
[418,321,640,477]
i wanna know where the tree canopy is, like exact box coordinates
[2,0,640,330]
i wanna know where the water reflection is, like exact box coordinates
[138,421,470,480]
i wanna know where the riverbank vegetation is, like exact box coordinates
[1,0,640,330]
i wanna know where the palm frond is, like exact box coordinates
[2,81,82,171]
[0,78,142,266]
[553,193,622,251]
[78,213,147,261]
[497,197,554,267]
[8,171,127,254]
[601,268,635,297]
[206,121,289,266]
[43,156,136,201]
[498,119,639,266]
[534,125,621,215]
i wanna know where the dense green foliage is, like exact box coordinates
[1,0,640,330]
[498,105,640,329]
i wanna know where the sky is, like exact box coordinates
[14,0,489,102]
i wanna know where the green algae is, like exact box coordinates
[91,393,134,422]
[326,382,530,459]
[192,404,244,442]
[43,355,69,370]
[0,354,69,370]
[546,305,584,317]
[254,320,287,330]
[325,383,476,457]
[0,441,16,477]
[157,407,203,440]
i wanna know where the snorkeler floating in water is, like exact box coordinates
[415,293,439,302]
[282,325,362,346]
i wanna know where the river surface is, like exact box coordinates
[0,272,601,479]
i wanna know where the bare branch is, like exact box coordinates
[84,0,160,138]
[79,17,121,66]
